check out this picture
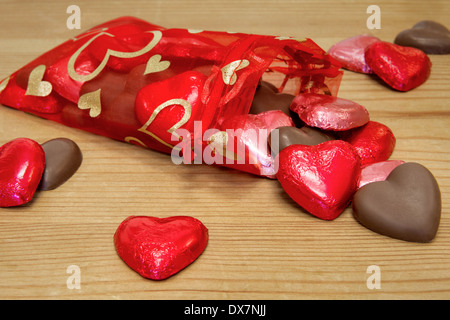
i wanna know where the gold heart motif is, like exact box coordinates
[221,59,250,85]
[78,89,102,118]
[144,54,171,75]
[25,65,52,97]
[68,30,162,82]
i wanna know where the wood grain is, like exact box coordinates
[0,0,449,300]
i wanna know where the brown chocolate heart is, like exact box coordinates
[250,83,295,116]
[352,162,441,242]
[38,138,83,190]
[268,126,334,156]
[394,20,450,54]
[259,80,279,93]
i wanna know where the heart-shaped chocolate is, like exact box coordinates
[394,20,450,54]
[38,138,83,191]
[328,34,381,73]
[114,216,208,280]
[290,93,370,131]
[338,121,396,166]
[353,162,441,242]
[216,110,294,177]
[134,70,208,147]
[46,55,87,103]
[365,41,432,91]
[276,140,361,220]
[0,138,45,207]
[250,83,296,116]
[268,126,335,156]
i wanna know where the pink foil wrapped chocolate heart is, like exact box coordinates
[0,138,46,207]
[328,34,381,73]
[216,110,294,177]
[290,93,370,131]
[365,41,432,91]
[338,120,396,166]
[276,140,361,220]
[114,215,209,280]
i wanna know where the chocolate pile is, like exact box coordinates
[250,74,440,242]
[0,18,447,281]
[0,137,82,207]
[328,34,431,92]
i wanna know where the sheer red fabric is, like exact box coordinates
[0,16,342,176]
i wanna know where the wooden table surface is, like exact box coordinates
[0,0,449,300]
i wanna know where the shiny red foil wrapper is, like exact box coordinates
[114,216,208,280]
[0,138,46,207]
[365,41,431,92]
[276,140,361,220]
[0,16,342,176]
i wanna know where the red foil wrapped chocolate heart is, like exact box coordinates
[290,93,370,131]
[338,120,396,166]
[0,138,46,207]
[365,41,432,91]
[135,70,208,148]
[276,140,361,220]
[114,215,208,280]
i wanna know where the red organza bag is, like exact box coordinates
[0,16,342,177]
